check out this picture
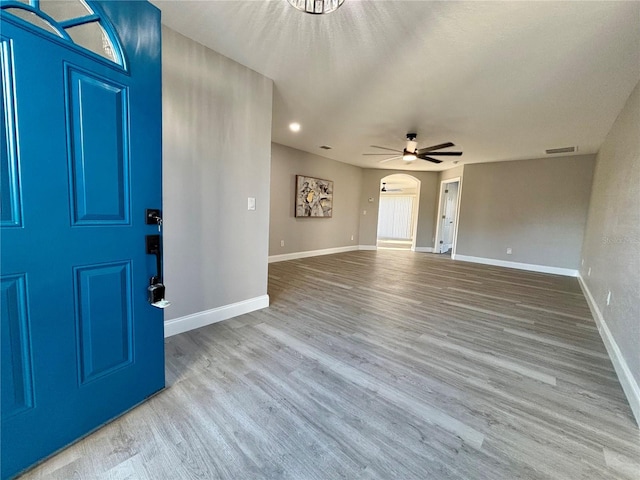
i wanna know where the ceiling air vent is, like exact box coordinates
[545,146,577,155]
[319,145,332,150]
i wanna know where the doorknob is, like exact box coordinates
[146,208,163,231]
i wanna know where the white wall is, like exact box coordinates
[162,26,273,330]
[579,81,640,424]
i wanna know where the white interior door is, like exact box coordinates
[440,182,458,253]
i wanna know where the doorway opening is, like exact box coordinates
[433,177,461,257]
[376,174,421,250]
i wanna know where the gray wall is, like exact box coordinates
[581,81,640,390]
[456,155,595,269]
[269,143,362,256]
[359,169,439,249]
[439,165,464,183]
[162,26,273,320]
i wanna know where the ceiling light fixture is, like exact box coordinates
[289,122,301,132]
[287,0,344,14]
[402,134,417,161]
[402,149,417,162]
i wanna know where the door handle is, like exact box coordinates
[146,234,162,284]
[146,233,170,308]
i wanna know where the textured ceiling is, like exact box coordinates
[153,0,640,171]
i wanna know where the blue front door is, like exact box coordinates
[1,2,164,477]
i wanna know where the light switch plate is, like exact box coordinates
[248,197,256,211]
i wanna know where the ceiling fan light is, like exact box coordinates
[402,150,417,162]
[287,0,344,14]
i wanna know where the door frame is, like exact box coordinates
[376,174,421,251]
[433,177,462,256]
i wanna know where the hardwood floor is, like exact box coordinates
[18,251,640,479]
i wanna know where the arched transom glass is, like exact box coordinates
[0,0,126,68]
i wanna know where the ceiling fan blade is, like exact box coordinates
[379,156,402,164]
[370,145,403,153]
[363,153,403,156]
[417,155,443,164]
[425,151,463,156]
[417,142,454,154]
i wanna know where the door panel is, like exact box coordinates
[0,37,22,228]
[66,66,130,225]
[0,274,34,418]
[0,2,163,478]
[75,261,134,384]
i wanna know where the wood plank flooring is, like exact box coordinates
[18,250,640,479]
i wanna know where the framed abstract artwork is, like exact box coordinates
[295,175,333,217]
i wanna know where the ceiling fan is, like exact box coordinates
[380,182,402,193]
[363,133,462,164]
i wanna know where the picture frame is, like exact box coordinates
[295,175,333,217]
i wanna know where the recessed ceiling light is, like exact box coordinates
[289,122,301,132]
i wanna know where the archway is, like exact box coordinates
[376,174,421,250]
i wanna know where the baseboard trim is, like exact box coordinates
[269,246,359,263]
[269,245,379,263]
[413,247,434,253]
[578,275,640,426]
[164,295,270,338]
[453,254,579,277]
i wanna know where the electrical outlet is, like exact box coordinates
[606,290,612,306]
[587,267,591,277]
[363,210,367,215]
[506,247,512,255]
[351,235,354,241]
[280,240,285,247]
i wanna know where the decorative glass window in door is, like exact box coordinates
[0,0,125,68]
